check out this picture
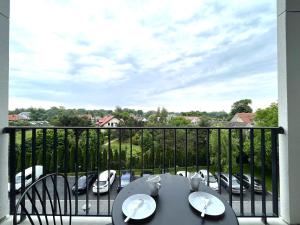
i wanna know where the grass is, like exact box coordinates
[110,141,142,158]
[16,130,32,145]
[242,165,273,193]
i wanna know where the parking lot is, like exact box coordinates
[14,175,276,216]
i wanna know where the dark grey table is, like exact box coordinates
[112,174,239,225]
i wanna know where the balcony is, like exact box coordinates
[1,0,300,225]
[2,126,284,224]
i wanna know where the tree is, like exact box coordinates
[255,103,278,127]
[52,113,92,127]
[160,107,168,124]
[230,99,253,116]
[168,117,190,126]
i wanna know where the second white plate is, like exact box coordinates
[122,194,156,220]
[188,192,225,216]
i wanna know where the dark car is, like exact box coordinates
[235,173,263,193]
[72,173,97,195]
[140,170,154,177]
[117,171,135,192]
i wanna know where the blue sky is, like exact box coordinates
[9,0,277,112]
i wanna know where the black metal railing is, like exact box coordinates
[3,126,284,221]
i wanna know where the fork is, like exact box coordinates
[201,198,210,218]
[124,199,144,223]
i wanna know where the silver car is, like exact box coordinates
[235,173,263,193]
[217,173,246,194]
[198,169,219,191]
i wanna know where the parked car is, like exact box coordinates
[140,170,154,177]
[8,165,43,193]
[72,172,97,195]
[160,168,170,174]
[117,170,135,192]
[92,170,116,194]
[198,169,219,191]
[216,173,246,194]
[176,171,191,178]
[235,173,263,193]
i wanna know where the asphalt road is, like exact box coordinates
[14,175,275,216]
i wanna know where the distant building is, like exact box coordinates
[80,114,94,123]
[167,113,177,121]
[8,114,19,121]
[182,116,201,125]
[96,115,120,127]
[18,112,30,120]
[230,113,256,127]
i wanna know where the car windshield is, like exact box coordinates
[208,175,217,183]
[15,176,21,184]
[121,179,130,186]
[232,177,240,185]
[78,176,86,185]
[97,181,107,186]
[254,178,261,184]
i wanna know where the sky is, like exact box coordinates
[9,0,278,112]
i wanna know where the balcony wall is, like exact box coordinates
[277,0,300,224]
[0,0,9,222]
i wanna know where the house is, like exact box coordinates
[8,115,19,121]
[18,112,30,120]
[96,115,120,127]
[230,112,255,127]
[8,112,31,122]
[182,116,201,125]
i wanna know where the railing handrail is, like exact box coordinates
[3,126,284,133]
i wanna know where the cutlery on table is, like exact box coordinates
[201,198,210,218]
[124,199,144,223]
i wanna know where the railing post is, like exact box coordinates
[271,129,279,216]
[8,129,16,215]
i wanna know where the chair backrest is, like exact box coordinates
[13,173,72,225]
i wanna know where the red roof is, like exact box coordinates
[97,115,114,127]
[8,115,19,121]
[236,113,255,124]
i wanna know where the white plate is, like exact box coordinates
[122,194,156,220]
[188,192,225,216]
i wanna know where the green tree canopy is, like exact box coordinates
[255,102,278,127]
[52,112,92,126]
[230,99,253,116]
[168,116,191,126]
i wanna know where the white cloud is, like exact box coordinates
[9,0,277,111]
[9,97,64,110]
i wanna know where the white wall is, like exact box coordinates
[277,0,300,224]
[0,0,9,221]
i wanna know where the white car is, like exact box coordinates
[198,169,219,191]
[8,165,43,193]
[176,171,191,178]
[92,170,116,194]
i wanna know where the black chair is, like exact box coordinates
[13,173,72,225]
